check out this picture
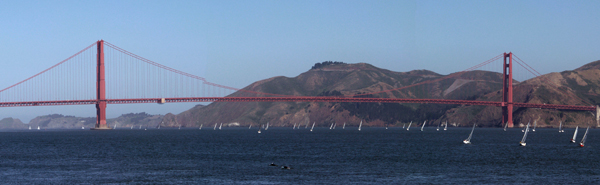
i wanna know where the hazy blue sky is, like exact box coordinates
[1,0,599,122]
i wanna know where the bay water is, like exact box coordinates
[0,127,598,184]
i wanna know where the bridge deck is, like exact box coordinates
[0,97,594,111]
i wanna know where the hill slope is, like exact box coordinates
[167,62,509,128]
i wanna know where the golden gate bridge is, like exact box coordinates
[0,40,596,129]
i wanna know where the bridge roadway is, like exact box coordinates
[0,97,595,111]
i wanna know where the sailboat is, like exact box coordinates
[29,126,31,130]
[293,123,296,129]
[37,126,40,130]
[444,121,448,131]
[158,125,161,129]
[333,123,336,129]
[532,120,537,132]
[559,121,564,132]
[463,123,476,144]
[579,126,589,147]
[343,122,346,129]
[114,123,117,129]
[402,124,405,129]
[305,122,309,129]
[265,122,269,130]
[249,123,252,129]
[504,122,508,131]
[214,123,217,130]
[130,126,133,129]
[82,126,85,130]
[358,120,362,131]
[420,120,426,131]
[200,124,203,130]
[520,123,530,146]
[178,125,181,130]
[219,123,222,130]
[571,126,579,143]
[436,123,440,131]
[329,123,333,129]
[310,122,315,132]
[258,125,262,134]
[139,125,142,129]
[407,121,412,131]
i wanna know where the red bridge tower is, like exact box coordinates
[502,52,514,128]
[93,40,109,129]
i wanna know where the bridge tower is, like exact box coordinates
[502,52,514,128]
[93,40,110,129]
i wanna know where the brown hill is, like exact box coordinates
[166,62,509,128]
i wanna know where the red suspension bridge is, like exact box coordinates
[0,40,596,129]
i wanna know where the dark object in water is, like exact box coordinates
[269,162,277,166]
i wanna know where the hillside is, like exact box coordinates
[0,112,163,129]
[166,62,510,128]
[0,117,26,129]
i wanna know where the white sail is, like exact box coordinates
[421,120,426,131]
[402,124,405,129]
[158,125,161,129]
[139,125,142,129]
[436,123,440,131]
[358,120,363,131]
[463,123,476,144]
[179,125,181,130]
[343,122,346,129]
[407,121,412,131]
[330,123,333,129]
[520,123,529,146]
[265,122,269,130]
[37,126,40,130]
[522,121,529,132]
[305,122,309,129]
[504,122,508,131]
[249,123,252,129]
[200,124,203,130]
[219,123,222,130]
[559,121,563,132]
[29,126,31,130]
[571,126,579,143]
[532,120,537,132]
[580,126,589,147]
[82,126,85,130]
[444,121,447,131]
[333,123,336,129]
[310,122,315,132]
[214,123,217,130]
[130,126,133,129]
